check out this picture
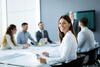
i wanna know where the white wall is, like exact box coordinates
[41,0,100,43]
[0,0,8,43]
[0,0,2,42]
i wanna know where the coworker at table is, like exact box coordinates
[0,24,28,50]
[77,17,95,53]
[17,22,36,46]
[36,22,53,44]
[38,15,77,66]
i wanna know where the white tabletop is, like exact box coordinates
[0,44,60,67]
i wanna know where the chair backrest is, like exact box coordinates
[51,56,85,67]
[66,56,85,67]
[86,47,99,65]
[79,47,99,65]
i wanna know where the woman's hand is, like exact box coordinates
[42,52,49,57]
[38,58,46,64]
[23,45,29,49]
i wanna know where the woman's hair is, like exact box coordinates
[1,24,17,46]
[58,15,76,42]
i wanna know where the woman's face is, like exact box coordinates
[59,18,71,33]
[11,28,17,34]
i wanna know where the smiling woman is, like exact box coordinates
[38,15,77,67]
[58,15,76,42]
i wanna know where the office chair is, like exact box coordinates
[95,48,100,66]
[52,55,85,67]
[78,47,100,67]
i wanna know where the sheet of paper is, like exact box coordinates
[0,53,25,61]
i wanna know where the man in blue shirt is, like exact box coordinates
[17,22,36,45]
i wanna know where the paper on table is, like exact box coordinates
[0,53,25,61]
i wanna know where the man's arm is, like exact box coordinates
[28,32,36,45]
[36,31,41,42]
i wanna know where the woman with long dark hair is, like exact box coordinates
[38,15,77,67]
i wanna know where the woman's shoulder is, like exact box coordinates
[65,31,74,37]
[78,30,85,36]
[63,31,74,40]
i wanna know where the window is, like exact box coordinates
[0,0,40,42]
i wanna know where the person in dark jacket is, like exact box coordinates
[69,11,80,35]
[36,22,53,44]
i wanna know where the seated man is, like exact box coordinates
[36,22,53,44]
[77,17,96,53]
[17,22,36,45]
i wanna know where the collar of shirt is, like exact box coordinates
[22,31,27,35]
[39,29,44,32]
[81,27,88,31]
[62,31,71,41]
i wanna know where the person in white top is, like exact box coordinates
[0,24,28,50]
[77,17,96,52]
[37,15,77,66]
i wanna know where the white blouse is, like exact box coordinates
[0,34,23,50]
[45,31,77,65]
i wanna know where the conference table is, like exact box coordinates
[0,42,99,67]
[0,44,60,67]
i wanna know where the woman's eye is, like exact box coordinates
[59,22,67,25]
